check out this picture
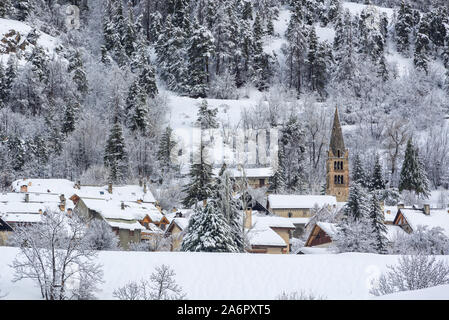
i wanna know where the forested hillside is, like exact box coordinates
[0,0,448,207]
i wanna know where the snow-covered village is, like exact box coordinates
[0,0,449,305]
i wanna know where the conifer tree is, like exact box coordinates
[414,17,431,74]
[15,0,31,21]
[370,154,386,191]
[252,12,271,91]
[104,115,128,182]
[62,101,80,136]
[399,139,430,199]
[0,0,12,18]
[352,153,367,187]
[181,197,239,252]
[0,64,6,108]
[137,64,158,98]
[344,182,369,221]
[395,0,413,56]
[216,166,245,252]
[157,126,177,172]
[68,50,88,95]
[368,192,388,254]
[182,144,214,208]
[268,145,287,194]
[186,20,214,98]
[327,0,342,24]
[196,100,218,130]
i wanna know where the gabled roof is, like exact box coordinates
[329,107,346,156]
[247,213,295,247]
[11,179,156,203]
[212,167,273,178]
[396,207,449,237]
[268,194,337,210]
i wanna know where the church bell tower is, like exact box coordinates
[326,107,349,202]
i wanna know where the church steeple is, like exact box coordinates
[329,107,345,157]
[326,107,349,202]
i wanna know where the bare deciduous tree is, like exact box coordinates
[9,210,103,300]
[370,255,449,296]
[113,264,185,300]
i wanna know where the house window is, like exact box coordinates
[288,212,292,218]
[259,179,265,187]
[129,230,135,237]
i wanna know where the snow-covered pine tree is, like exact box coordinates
[395,0,414,56]
[399,138,430,199]
[137,64,158,98]
[284,6,308,94]
[352,153,367,187]
[157,126,177,173]
[216,165,245,252]
[251,12,271,91]
[186,20,214,98]
[182,144,214,208]
[104,115,128,183]
[62,101,80,136]
[327,0,342,24]
[268,144,287,194]
[155,16,188,93]
[368,192,388,254]
[196,100,219,129]
[181,197,239,252]
[0,0,12,18]
[343,182,369,221]
[123,1,137,58]
[414,15,431,74]
[280,115,306,192]
[15,0,32,21]
[370,153,386,191]
[0,64,6,108]
[68,50,88,96]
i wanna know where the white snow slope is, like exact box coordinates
[1,247,449,300]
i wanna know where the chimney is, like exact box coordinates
[397,203,405,209]
[25,193,29,203]
[143,181,147,194]
[244,208,252,229]
[423,204,430,215]
[121,202,125,210]
[108,182,112,194]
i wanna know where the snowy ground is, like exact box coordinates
[1,246,449,300]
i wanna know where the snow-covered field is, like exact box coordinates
[1,246,448,300]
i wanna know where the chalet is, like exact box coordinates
[304,221,407,250]
[393,204,449,237]
[165,216,190,251]
[74,198,145,249]
[267,195,337,218]
[212,167,273,189]
[246,212,296,254]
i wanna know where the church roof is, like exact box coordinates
[329,107,346,156]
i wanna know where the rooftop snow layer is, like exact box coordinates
[400,208,449,237]
[268,195,337,209]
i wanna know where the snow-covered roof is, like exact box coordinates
[316,222,339,238]
[288,217,311,225]
[1,213,42,223]
[81,198,148,221]
[171,217,190,231]
[251,214,296,229]
[0,201,60,214]
[246,214,294,247]
[399,208,449,237]
[11,179,156,203]
[212,167,273,178]
[105,219,145,231]
[268,195,337,209]
[385,225,408,242]
[247,227,287,247]
[384,206,398,223]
